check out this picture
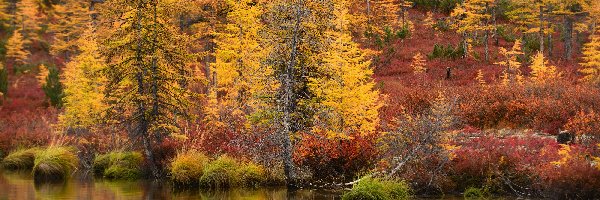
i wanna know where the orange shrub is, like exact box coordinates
[565,110,600,146]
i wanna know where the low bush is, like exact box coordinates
[93,151,143,180]
[294,133,378,182]
[342,177,411,200]
[199,155,240,188]
[237,162,266,188]
[450,133,600,198]
[428,43,464,60]
[433,20,450,32]
[92,153,111,176]
[2,147,40,170]
[33,146,78,181]
[463,187,488,199]
[564,110,600,146]
[535,145,600,199]
[170,150,209,185]
[374,26,412,48]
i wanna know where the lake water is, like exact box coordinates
[0,171,343,200]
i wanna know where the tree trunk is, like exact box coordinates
[135,0,160,179]
[492,5,498,46]
[484,3,489,62]
[279,1,304,188]
[462,33,468,58]
[204,40,215,94]
[548,24,553,58]
[564,16,573,60]
[539,5,544,54]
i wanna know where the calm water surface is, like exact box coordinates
[0,171,342,200]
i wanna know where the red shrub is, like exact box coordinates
[450,133,600,197]
[0,109,55,155]
[294,133,379,182]
[534,145,600,199]
[450,134,556,194]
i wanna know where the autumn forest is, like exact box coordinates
[0,0,600,199]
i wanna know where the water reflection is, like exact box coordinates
[0,171,342,200]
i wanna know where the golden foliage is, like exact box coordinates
[212,0,273,114]
[580,29,600,85]
[309,0,382,138]
[411,52,427,74]
[529,52,561,84]
[59,30,107,129]
[5,30,30,66]
[496,40,524,86]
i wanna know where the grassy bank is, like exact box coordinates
[1,147,40,170]
[93,151,143,180]
[170,153,270,188]
[33,146,78,181]
[342,177,411,200]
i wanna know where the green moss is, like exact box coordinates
[33,146,78,181]
[199,155,240,188]
[464,187,489,199]
[170,150,209,185]
[2,147,40,170]
[342,177,411,200]
[237,162,266,188]
[93,151,143,180]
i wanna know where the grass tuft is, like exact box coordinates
[170,150,209,185]
[464,187,489,199]
[33,146,78,181]
[199,155,240,188]
[93,151,143,180]
[237,162,266,188]
[342,177,411,200]
[2,147,40,170]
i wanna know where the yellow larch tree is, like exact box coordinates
[15,0,41,44]
[411,52,427,85]
[398,0,412,28]
[411,52,427,74]
[369,0,399,35]
[450,0,494,60]
[261,0,336,184]
[475,69,486,86]
[584,0,600,31]
[36,64,48,87]
[211,0,272,116]
[496,40,524,85]
[309,0,382,138]
[547,0,589,60]
[5,29,30,67]
[0,0,9,23]
[529,51,561,84]
[580,29,600,85]
[59,28,107,130]
[507,0,553,53]
[424,11,436,35]
[50,0,91,61]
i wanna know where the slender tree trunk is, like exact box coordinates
[539,5,544,54]
[564,16,573,60]
[484,3,489,61]
[462,33,468,58]
[135,0,159,179]
[548,24,553,58]
[280,0,303,188]
[493,1,498,46]
[204,40,215,93]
